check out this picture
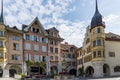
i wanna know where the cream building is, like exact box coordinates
[77,0,120,77]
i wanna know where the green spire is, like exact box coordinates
[0,0,4,24]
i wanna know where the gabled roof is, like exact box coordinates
[23,17,48,36]
[61,43,77,50]
[47,27,59,32]
[105,32,120,41]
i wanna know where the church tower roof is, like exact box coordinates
[90,0,104,29]
[0,0,4,24]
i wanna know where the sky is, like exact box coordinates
[2,0,120,47]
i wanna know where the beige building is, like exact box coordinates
[7,26,23,77]
[77,0,120,77]
[61,42,77,75]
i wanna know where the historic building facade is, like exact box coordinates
[22,18,63,75]
[77,0,120,77]
[61,42,77,75]
[0,0,64,77]
[0,0,23,77]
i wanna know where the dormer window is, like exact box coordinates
[36,29,39,33]
[33,28,36,32]
[32,27,40,33]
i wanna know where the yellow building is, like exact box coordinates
[77,0,120,77]
[0,0,23,77]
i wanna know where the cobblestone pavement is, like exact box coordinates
[77,77,120,80]
[0,77,18,80]
[1,77,120,80]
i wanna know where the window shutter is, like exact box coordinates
[40,37,42,43]
[37,36,39,41]
[40,56,43,61]
[31,35,34,41]
[46,38,48,43]
[31,27,33,32]
[23,34,26,39]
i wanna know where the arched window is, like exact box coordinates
[114,66,120,72]
[97,28,101,33]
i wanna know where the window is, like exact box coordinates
[70,48,74,52]
[55,48,58,53]
[93,51,96,58]
[26,54,31,61]
[34,36,37,41]
[26,35,30,40]
[72,54,75,58]
[68,54,71,58]
[93,41,96,47]
[72,62,76,66]
[12,54,21,60]
[32,28,40,33]
[109,52,115,57]
[50,40,54,45]
[34,44,39,51]
[67,62,71,66]
[86,38,90,44]
[32,28,36,32]
[97,39,101,46]
[50,47,53,53]
[0,41,3,47]
[13,43,19,50]
[42,56,46,62]
[50,56,53,60]
[42,46,47,52]
[51,32,54,36]
[13,35,19,41]
[97,28,101,33]
[98,51,101,57]
[25,43,31,50]
[0,31,4,36]
[55,56,58,61]
[42,38,46,43]
[34,55,39,62]
[55,41,58,45]
[36,29,39,33]
[0,53,3,58]
[114,66,120,72]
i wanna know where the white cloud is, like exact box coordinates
[104,14,120,35]
[3,0,86,47]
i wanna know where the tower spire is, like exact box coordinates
[96,0,98,12]
[0,0,4,24]
[90,0,104,30]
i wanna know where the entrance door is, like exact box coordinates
[0,68,3,77]
[69,69,76,76]
[85,66,94,77]
[9,69,16,77]
[103,64,110,76]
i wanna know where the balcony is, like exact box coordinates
[92,57,105,62]
[0,47,7,51]
[91,46,105,51]
[0,58,7,62]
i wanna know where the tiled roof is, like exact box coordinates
[105,32,120,41]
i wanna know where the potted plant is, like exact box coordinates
[20,73,25,80]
